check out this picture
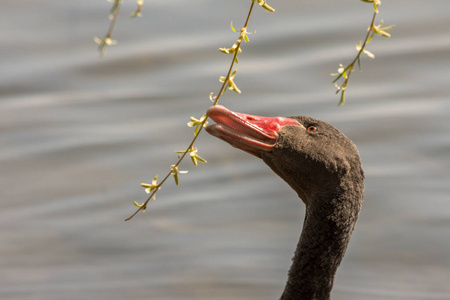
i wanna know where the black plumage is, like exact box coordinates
[206,105,364,300]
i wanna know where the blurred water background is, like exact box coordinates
[1,0,450,299]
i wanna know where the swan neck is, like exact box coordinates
[280,190,362,300]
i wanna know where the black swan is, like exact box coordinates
[205,105,364,300]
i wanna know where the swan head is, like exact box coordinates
[206,105,364,204]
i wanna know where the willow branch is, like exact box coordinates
[125,1,258,221]
[332,1,393,105]
[96,0,144,56]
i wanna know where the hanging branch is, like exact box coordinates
[95,0,144,56]
[125,0,274,221]
[332,0,394,105]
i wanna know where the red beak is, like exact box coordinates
[206,105,300,158]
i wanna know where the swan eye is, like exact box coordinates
[307,125,318,133]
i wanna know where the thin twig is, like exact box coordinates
[125,1,257,221]
[96,0,121,56]
[332,1,393,105]
[334,11,377,89]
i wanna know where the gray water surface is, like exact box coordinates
[1,1,450,299]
